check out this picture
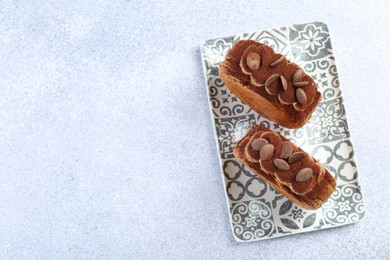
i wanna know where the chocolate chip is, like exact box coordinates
[296,168,313,182]
[251,138,268,151]
[246,52,261,71]
[273,158,290,171]
[260,144,274,161]
[279,141,292,159]
[288,152,305,164]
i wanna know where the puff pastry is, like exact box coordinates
[234,124,336,210]
[219,40,321,129]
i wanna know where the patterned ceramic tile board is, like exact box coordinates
[200,22,365,242]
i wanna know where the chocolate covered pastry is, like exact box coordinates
[234,124,336,210]
[219,40,321,129]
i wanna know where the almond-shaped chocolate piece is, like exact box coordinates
[280,141,292,159]
[273,158,290,171]
[264,74,280,95]
[292,69,304,83]
[251,138,268,151]
[246,52,261,71]
[270,55,285,67]
[295,88,307,105]
[280,75,287,91]
[260,144,274,161]
[288,152,305,164]
[293,81,309,88]
[296,168,313,182]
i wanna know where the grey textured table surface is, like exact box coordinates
[1,0,389,259]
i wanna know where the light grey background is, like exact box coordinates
[0,0,389,259]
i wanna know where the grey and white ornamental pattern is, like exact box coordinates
[201,21,364,242]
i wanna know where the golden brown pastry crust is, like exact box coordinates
[219,40,322,129]
[234,124,336,210]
